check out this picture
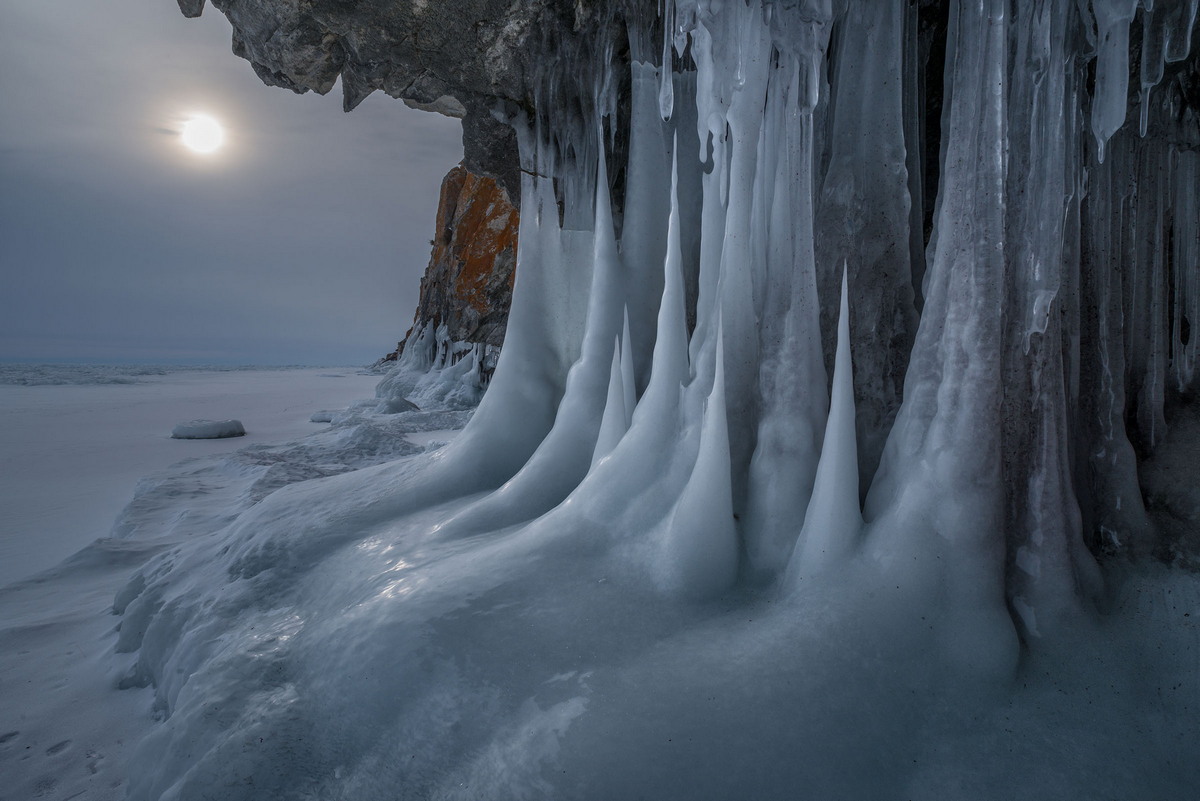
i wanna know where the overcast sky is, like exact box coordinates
[0,0,464,365]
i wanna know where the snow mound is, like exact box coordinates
[170,419,246,439]
[309,410,336,423]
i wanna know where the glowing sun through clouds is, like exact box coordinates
[181,115,225,154]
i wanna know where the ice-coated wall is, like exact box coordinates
[164,0,1200,698]
[375,0,1197,614]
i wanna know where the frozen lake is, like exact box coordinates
[0,366,381,585]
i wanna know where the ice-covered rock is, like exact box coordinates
[110,1,1200,798]
[169,419,245,439]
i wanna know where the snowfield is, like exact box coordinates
[0,364,469,801]
[0,366,382,585]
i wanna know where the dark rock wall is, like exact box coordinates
[385,164,518,361]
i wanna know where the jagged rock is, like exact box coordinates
[395,163,518,358]
[186,0,622,198]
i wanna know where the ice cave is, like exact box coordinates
[42,0,1200,797]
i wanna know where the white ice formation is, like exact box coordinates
[373,320,499,411]
[110,1,1200,798]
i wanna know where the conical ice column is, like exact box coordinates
[429,142,624,538]
[591,337,629,469]
[542,140,691,530]
[660,319,737,599]
[742,51,828,579]
[788,267,863,581]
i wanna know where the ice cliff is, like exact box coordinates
[110,1,1200,797]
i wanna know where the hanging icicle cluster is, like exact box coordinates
[440,0,1200,644]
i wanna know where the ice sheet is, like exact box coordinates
[0,367,380,584]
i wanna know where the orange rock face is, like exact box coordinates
[401,163,519,353]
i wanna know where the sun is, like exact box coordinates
[181,115,225,154]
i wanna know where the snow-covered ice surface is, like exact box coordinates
[0,366,381,585]
[2,364,1191,800]
[0,366,471,801]
[5,440,1192,801]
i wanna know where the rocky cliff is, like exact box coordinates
[382,163,518,363]
[175,0,630,198]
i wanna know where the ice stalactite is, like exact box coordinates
[1090,0,1139,161]
[1077,130,1157,552]
[742,38,829,579]
[362,0,1195,637]
[1173,148,1200,392]
[711,1,771,518]
[1001,0,1105,637]
[1137,0,1200,134]
[865,0,1020,675]
[621,310,637,427]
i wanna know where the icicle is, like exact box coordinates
[555,142,693,537]
[1173,149,1200,391]
[1008,0,1072,350]
[1089,0,1139,160]
[658,0,675,120]
[429,139,624,539]
[621,61,674,393]
[865,0,1019,680]
[713,1,771,515]
[431,119,580,488]
[660,317,737,598]
[650,140,691,397]
[1007,303,1104,641]
[787,267,862,580]
[1138,2,1167,137]
[742,55,827,579]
